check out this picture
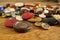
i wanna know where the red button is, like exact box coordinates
[10,4,15,8]
[22,12,35,19]
[5,19,18,28]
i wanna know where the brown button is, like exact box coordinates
[13,21,32,33]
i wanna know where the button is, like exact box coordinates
[5,18,18,28]
[15,2,24,7]
[34,22,42,26]
[10,4,15,8]
[28,17,42,22]
[22,12,35,19]
[13,21,32,33]
[15,15,23,21]
[41,23,51,30]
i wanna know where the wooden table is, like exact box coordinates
[0,2,60,40]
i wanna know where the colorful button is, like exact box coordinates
[5,19,18,28]
[22,12,35,19]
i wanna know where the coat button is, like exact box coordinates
[13,21,32,33]
[22,12,35,19]
[5,18,18,28]
[42,18,58,26]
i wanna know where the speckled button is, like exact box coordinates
[13,21,32,33]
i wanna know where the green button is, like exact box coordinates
[14,11,20,15]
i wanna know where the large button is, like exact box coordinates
[13,21,32,33]
[22,12,35,19]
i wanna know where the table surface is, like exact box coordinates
[0,2,60,40]
[0,17,60,40]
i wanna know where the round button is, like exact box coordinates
[13,21,32,33]
[28,17,42,22]
[22,12,35,19]
[34,22,42,26]
[15,2,24,7]
[41,23,51,30]
[10,4,15,8]
[5,18,18,28]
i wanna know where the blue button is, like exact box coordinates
[0,7,4,11]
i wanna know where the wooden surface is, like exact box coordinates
[0,2,60,40]
[0,17,60,40]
